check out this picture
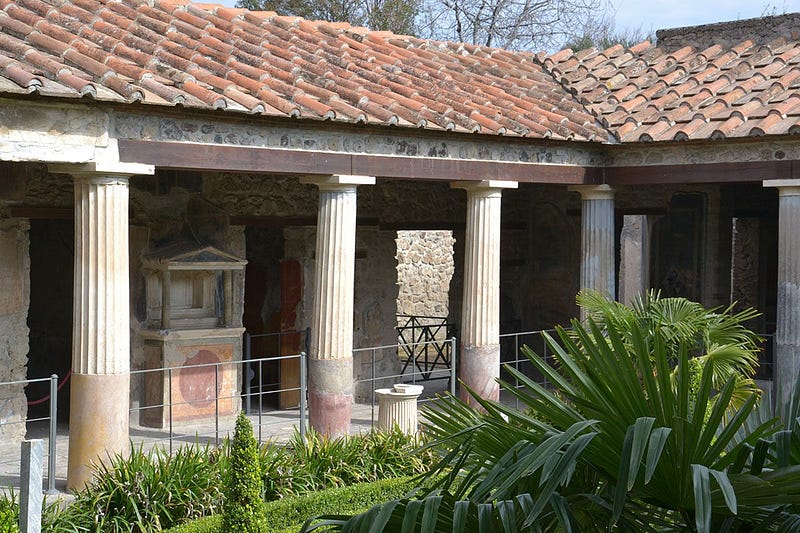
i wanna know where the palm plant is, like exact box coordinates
[306,299,800,532]
[577,289,762,411]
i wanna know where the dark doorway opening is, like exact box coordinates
[26,219,73,422]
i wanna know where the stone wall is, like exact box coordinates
[396,230,455,318]
[656,13,800,51]
[0,219,30,441]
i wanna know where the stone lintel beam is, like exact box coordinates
[63,172,132,490]
[764,180,800,410]
[49,139,155,177]
[452,180,517,405]
[301,174,374,436]
[569,185,616,311]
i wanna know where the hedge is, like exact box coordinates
[166,475,418,533]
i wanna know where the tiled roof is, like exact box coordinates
[2,0,800,145]
[544,38,800,142]
[0,0,608,141]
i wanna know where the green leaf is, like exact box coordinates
[644,427,671,484]
[692,464,711,533]
[401,499,423,533]
[628,417,656,490]
[709,469,737,515]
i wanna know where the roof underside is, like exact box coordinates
[0,0,799,145]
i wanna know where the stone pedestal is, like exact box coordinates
[453,180,517,405]
[140,329,244,427]
[302,175,374,437]
[570,185,616,315]
[765,180,800,410]
[375,384,424,434]
[67,175,132,490]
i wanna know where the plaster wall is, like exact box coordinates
[0,219,30,441]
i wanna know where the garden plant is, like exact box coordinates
[308,293,800,532]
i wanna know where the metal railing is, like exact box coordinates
[130,353,307,452]
[243,329,311,415]
[0,375,58,494]
[396,315,456,380]
[353,337,457,429]
[498,329,559,409]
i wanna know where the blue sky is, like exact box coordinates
[212,0,800,35]
[612,0,799,34]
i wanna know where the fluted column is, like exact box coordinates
[68,174,131,489]
[302,175,374,436]
[570,185,616,313]
[453,180,517,405]
[619,214,650,305]
[765,180,800,410]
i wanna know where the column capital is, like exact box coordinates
[569,184,615,200]
[451,180,518,194]
[300,175,375,189]
[764,179,800,196]
[49,161,154,178]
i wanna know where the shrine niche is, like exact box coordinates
[139,243,247,428]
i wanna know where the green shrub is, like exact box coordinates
[0,492,19,533]
[44,444,223,532]
[166,476,418,533]
[260,427,432,499]
[223,412,267,533]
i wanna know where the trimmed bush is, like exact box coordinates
[165,476,418,533]
[222,412,267,533]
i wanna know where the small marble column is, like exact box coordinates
[302,175,374,437]
[764,180,800,410]
[452,180,517,405]
[619,214,650,305]
[570,185,616,312]
[68,174,132,490]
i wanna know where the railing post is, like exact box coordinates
[371,348,376,428]
[244,333,252,415]
[258,359,263,443]
[450,337,457,396]
[168,367,173,455]
[214,364,220,446]
[47,374,57,495]
[299,352,307,443]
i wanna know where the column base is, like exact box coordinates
[67,373,130,490]
[459,344,500,405]
[308,358,353,437]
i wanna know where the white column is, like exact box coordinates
[68,174,131,490]
[301,175,374,436]
[765,180,800,410]
[570,185,616,308]
[452,180,517,404]
[619,214,650,304]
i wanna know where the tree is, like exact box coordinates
[236,0,420,35]
[562,17,654,51]
[416,0,611,51]
[236,0,611,51]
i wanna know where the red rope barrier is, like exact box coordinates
[26,369,72,406]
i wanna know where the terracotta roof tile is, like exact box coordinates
[546,33,800,141]
[2,0,800,143]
